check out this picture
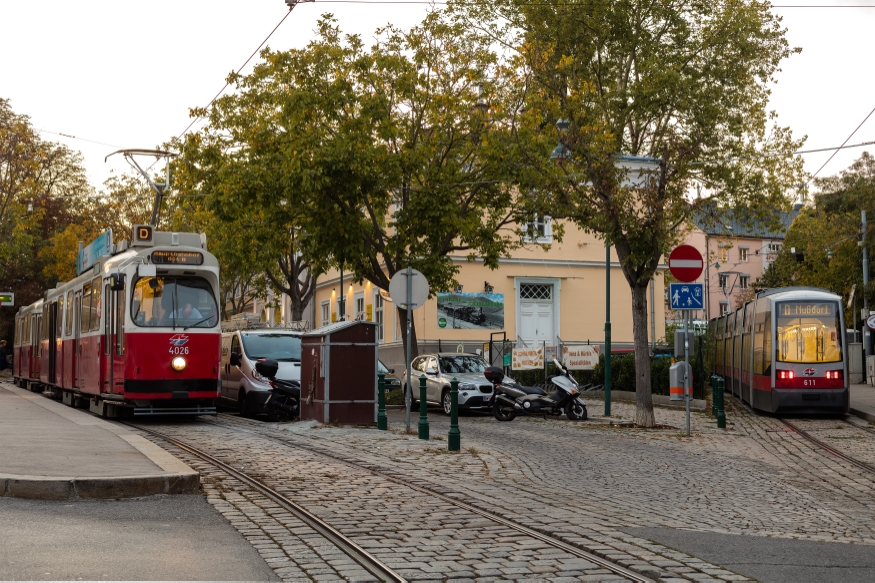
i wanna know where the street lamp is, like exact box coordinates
[549,117,611,416]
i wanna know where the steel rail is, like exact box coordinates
[121,422,406,583]
[779,419,875,476]
[842,417,875,438]
[204,416,654,583]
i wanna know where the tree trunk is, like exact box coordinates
[396,305,419,372]
[632,284,656,427]
[290,303,304,322]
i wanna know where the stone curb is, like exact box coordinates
[0,381,200,500]
[849,406,875,424]
[0,472,199,500]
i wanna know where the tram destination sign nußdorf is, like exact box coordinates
[151,250,204,265]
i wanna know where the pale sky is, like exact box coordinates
[2,1,875,192]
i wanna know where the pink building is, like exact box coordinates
[672,206,801,322]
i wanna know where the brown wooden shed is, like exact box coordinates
[300,320,378,424]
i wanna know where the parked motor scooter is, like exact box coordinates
[485,358,587,421]
[254,359,301,422]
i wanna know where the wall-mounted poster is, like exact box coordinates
[436,292,504,330]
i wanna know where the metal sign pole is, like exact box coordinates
[405,265,413,432]
[684,309,691,437]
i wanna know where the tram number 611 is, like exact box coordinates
[803,379,817,387]
[169,346,190,355]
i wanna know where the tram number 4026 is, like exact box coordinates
[169,346,190,355]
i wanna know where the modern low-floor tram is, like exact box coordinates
[708,286,848,414]
[13,225,222,416]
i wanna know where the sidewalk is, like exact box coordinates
[0,380,198,500]
[850,382,875,423]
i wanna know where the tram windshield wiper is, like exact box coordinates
[184,315,215,330]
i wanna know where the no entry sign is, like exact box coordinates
[669,245,704,283]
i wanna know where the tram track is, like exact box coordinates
[195,414,654,583]
[779,418,875,477]
[120,421,406,583]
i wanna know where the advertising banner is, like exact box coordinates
[77,229,113,275]
[562,344,601,370]
[436,292,504,330]
[512,346,543,370]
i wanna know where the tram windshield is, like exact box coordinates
[131,276,219,328]
[776,301,842,364]
[241,333,302,361]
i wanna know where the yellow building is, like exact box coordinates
[313,220,667,372]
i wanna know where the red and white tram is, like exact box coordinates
[708,286,848,414]
[12,299,43,389]
[13,225,221,416]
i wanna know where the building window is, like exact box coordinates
[354,292,365,321]
[739,247,748,262]
[720,302,730,315]
[520,283,553,300]
[524,216,552,244]
[719,246,728,262]
[718,274,729,291]
[321,301,330,327]
[739,275,750,289]
[374,292,384,342]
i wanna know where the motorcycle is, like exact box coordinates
[255,359,301,422]
[485,358,587,421]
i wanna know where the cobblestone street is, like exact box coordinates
[130,396,875,582]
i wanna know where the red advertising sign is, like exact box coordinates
[668,245,704,283]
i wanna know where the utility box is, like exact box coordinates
[868,355,875,387]
[674,330,695,359]
[669,362,693,401]
[849,343,863,385]
[300,320,378,425]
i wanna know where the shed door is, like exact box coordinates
[519,284,554,347]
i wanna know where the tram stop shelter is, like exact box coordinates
[300,320,378,425]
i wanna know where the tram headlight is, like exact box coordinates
[171,356,187,372]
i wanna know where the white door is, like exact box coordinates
[518,283,554,347]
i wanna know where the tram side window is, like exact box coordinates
[90,277,101,332]
[753,306,766,375]
[116,288,125,355]
[763,311,772,375]
[65,290,73,336]
[81,283,93,332]
[55,300,62,338]
[776,301,842,363]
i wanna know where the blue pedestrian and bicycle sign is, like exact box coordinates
[670,283,704,310]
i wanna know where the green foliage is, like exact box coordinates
[591,354,672,396]
[759,152,875,329]
[177,12,537,354]
[0,98,92,342]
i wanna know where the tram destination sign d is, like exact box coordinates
[668,245,704,283]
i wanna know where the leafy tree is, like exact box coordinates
[452,0,805,425]
[0,98,92,341]
[178,12,532,357]
[760,152,875,329]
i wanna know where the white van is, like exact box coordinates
[220,328,302,416]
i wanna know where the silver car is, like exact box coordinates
[402,352,499,415]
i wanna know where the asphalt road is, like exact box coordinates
[623,527,875,583]
[0,494,278,581]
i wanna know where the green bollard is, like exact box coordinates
[418,374,429,440]
[377,371,387,431]
[448,377,460,451]
[716,376,726,429]
[711,375,718,418]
